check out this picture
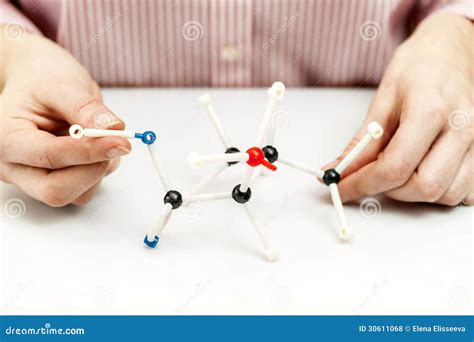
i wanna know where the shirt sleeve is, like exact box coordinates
[0,0,42,35]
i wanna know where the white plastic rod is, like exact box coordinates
[278,157,324,178]
[335,122,383,174]
[188,152,248,168]
[198,94,232,149]
[328,183,353,241]
[147,203,173,242]
[239,165,256,192]
[147,144,171,191]
[255,82,286,147]
[184,192,232,203]
[265,117,277,147]
[243,203,279,262]
[250,165,264,185]
[69,124,135,139]
[190,164,228,195]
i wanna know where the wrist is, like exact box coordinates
[414,13,472,44]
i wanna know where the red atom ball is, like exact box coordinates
[246,147,277,171]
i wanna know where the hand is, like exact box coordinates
[323,13,473,206]
[0,28,131,207]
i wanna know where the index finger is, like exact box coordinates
[3,125,131,169]
[338,97,446,202]
[37,83,124,130]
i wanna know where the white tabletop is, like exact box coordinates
[1,88,472,315]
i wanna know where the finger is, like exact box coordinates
[4,161,110,207]
[71,157,120,205]
[35,83,124,129]
[2,124,131,169]
[436,148,473,206]
[321,79,398,175]
[385,129,470,202]
[105,157,121,176]
[91,81,103,102]
[72,181,102,206]
[338,95,447,202]
[72,158,120,205]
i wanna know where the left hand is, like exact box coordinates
[324,13,473,206]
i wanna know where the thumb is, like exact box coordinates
[37,82,124,130]
[321,83,398,177]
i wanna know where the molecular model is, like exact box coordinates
[189,81,383,242]
[68,81,383,262]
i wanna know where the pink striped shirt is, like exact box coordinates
[1,0,472,87]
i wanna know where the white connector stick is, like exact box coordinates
[335,122,383,174]
[189,164,228,195]
[328,183,353,241]
[243,203,279,262]
[239,165,256,192]
[198,94,232,149]
[250,165,264,185]
[69,124,135,139]
[147,203,173,242]
[188,152,248,168]
[278,157,324,178]
[147,144,171,191]
[183,192,232,203]
[255,82,286,147]
[265,117,277,147]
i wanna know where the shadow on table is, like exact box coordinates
[1,184,92,226]
[314,191,454,218]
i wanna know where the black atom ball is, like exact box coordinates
[164,190,183,209]
[225,147,241,166]
[232,184,252,204]
[262,145,279,163]
[322,169,341,186]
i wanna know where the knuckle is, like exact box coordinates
[38,148,64,169]
[39,178,75,207]
[380,157,412,186]
[415,176,445,202]
[442,192,464,206]
[73,94,99,118]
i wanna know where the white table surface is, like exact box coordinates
[1,88,472,315]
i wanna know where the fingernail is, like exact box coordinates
[106,146,130,158]
[94,112,122,128]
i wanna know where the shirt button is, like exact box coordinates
[220,45,239,61]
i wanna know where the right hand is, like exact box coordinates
[0,27,131,207]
